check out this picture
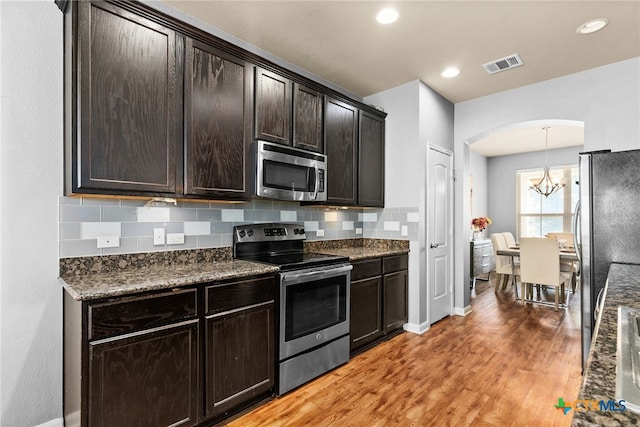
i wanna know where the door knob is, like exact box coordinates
[430,243,439,248]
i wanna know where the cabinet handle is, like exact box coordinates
[430,243,439,248]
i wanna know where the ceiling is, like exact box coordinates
[159,0,640,155]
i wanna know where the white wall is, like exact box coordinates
[0,1,63,426]
[454,57,640,309]
[366,80,454,333]
[469,149,488,235]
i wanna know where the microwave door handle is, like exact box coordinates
[313,166,320,200]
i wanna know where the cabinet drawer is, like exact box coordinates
[383,254,408,274]
[351,258,382,281]
[88,288,198,341]
[206,276,276,315]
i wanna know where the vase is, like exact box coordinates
[473,230,484,241]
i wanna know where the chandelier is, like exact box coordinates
[530,126,565,197]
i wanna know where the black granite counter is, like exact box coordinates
[59,239,410,301]
[305,238,409,261]
[573,263,640,426]
[59,247,279,301]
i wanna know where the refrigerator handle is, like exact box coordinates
[573,200,581,263]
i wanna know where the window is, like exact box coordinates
[516,165,578,238]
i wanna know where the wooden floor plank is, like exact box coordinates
[225,275,582,426]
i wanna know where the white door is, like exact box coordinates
[427,145,453,324]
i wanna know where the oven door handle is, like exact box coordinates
[281,264,353,282]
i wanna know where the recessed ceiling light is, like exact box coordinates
[376,8,398,25]
[576,18,609,35]
[441,67,460,78]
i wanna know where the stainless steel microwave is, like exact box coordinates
[254,140,327,202]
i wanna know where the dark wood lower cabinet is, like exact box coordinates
[64,275,276,427]
[89,321,199,427]
[349,254,408,354]
[205,278,275,420]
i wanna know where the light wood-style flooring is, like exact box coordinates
[226,274,583,427]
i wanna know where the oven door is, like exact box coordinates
[279,263,352,360]
[256,140,326,202]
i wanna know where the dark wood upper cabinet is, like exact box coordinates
[64,1,384,204]
[358,110,385,207]
[254,67,292,145]
[70,1,179,196]
[184,38,252,200]
[324,97,358,205]
[293,83,323,153]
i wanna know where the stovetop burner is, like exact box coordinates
[232,223,348,270]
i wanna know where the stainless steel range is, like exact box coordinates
[233,223,352,395]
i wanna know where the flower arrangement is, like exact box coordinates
[471,216,492,231]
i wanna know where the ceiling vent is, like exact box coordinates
[482,54,524,75]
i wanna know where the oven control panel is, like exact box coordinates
[233,223,306,244]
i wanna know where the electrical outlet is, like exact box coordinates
[153,228,165,246]
[316,229,325,237]
[355,228,363,235]
[166,233,185,245]
[401,225,408,236]
[97,236,120,248]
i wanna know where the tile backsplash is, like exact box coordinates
[59,196,419,258]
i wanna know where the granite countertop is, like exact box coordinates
[60,239,410,301]
[60,259,279,301]
[314,246,409,261]
[306,238,409,261]
[573,263,640,426]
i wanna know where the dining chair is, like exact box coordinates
[489,233,520,293]
[547,232,578,292]
[502,232,517,248]
[519,237,571,311]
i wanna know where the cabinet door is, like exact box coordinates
[205,302,275,418]
[359,111,385,207]
[255,67,291,145]
[73,1,179,195]
[293,83,323,152]
[324,97,358,205]
[350,276,383,352]
[88,321,199,427]
[184,38,252,200]
[383,270,408,333]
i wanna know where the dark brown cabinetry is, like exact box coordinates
[255,70,324,153]
[254,67,292,145]
[382,255,409,333]
[349,254,408,354]
[324,97,358,205]
[359,111,385,207]
[64,1,385,204]
[82,288,199,427]
[293,83,324,152]
[67,1,179,196]
[204,277,275,419]
[184,38,253,200]
[64,275,276,427]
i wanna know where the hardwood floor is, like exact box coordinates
[225,274,583,427]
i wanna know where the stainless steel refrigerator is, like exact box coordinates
[578,149,640,370]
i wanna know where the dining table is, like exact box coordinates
[496,246,579,300]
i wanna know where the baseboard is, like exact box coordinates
[403,321,430,335]
[36,418,64,427]
[454,305,473,316]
